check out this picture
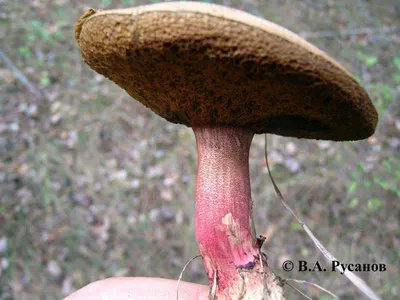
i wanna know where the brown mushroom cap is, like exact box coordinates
[75,2,378,141]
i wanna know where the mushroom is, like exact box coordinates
[75,2,378,299]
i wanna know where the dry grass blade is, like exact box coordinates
[176,255,201,300]
[284,281,312,300]
[300,26,398,39]
[0,48,43,101]
[284,278,338,299]
[210,269,217,300]
[264,134,382,300]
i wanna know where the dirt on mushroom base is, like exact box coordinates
[0,0,399,299]
[214,212,284,299]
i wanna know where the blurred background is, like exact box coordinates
[0,0,399,299]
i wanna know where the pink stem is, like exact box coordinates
[193,126,260,295]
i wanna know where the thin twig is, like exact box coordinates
[0,48,43,101]
[242,0,262,17]
[284,278,339,299]
[300,26,398,39]
[210,269,217,300]
[176,255,201,300]
[301,0,327,9]
[285,281,312,300]
[264,134,382,300]
[237,269,246,299]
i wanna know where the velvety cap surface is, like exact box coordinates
[75,1,378,141]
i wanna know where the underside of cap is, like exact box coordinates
[75,1,378,141]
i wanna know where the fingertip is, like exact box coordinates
[64,277,209,300]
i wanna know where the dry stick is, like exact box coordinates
[299,26,398,39]
[0,48,43,101]
[284,281,312,300]
[264,134,382,300]
[284,278,338,299]
[210,269,217,300]
[242,0,263,17]
[176,255,201,300]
